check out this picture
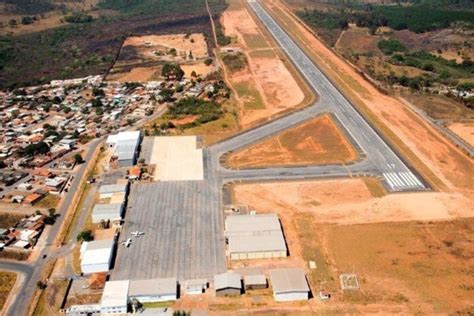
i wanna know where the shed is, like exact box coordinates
[91,203,123,224]
[185,279,208,295]
[100,280,129,315]
[244,274,267,290]
[129,278,178,303]
[80,239,115,274]
[269,268,310,302]
[214,272,242,297]
[99,183,128,199]
[106,131,141,167]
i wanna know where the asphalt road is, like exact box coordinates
[211,0,428,193]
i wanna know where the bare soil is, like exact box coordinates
[108,33,210,82]
[220,0,308,128]
[226,115,357,168]
[232,180,473,225]
[448,122,474,147]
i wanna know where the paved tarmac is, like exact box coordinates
[112,0,431,283]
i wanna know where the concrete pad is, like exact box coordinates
[150,136,204,181]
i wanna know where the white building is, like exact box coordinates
[100,280,129,315]
[98,183,128,199]
[269,268,310,302]
[128,278,178,303]
[80,239,115,274]
[106,131,141,167]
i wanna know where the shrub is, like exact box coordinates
[377,39,406,55]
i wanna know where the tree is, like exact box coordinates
[36,281,47,290]
[188,50,193,60]
[191,70,197,78]
[74,153,84,164]
[161,63,184,80]
[204,58,213,66]
[77,230,93,242]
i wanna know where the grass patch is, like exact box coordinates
[142,301,174,308]
[248,49,277,59]
[168,97,224,126]
[362,177,387,198]
[35,194,61,209]
[242,33,269,49]
[0,250,29,261]
[294,213,337,292]
[221,52,248,73]
[0,213,23,229]
[0,271,16,311]
[233,80,264,110]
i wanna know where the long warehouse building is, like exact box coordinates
[225,214,287,260]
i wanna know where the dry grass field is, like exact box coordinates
[0,213,23,228]
[0,271,16,312]
[226,115,357,168]
[220,0,312,128]
[107,33,212,82]
[448,122,474,147]
[231,181,474,314]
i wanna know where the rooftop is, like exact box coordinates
[129,278,177,297]
[101,280,129,308]
[269,269,309,294]
[214,272,241,290]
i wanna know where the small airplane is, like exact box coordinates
[121,238,132,247]
[130,231,145,237]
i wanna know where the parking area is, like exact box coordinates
[111,180,226,281]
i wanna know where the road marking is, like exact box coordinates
[399,172,416,186]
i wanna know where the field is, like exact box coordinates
[107,33,212,82]
[231,181,474,314]
[226,115,357,168]
[403,94,474,121]
[0,0,225,88]
[220,0,313,128]
[0,212,23,228]
[0,271,16,312]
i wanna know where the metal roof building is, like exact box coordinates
[106,131,141,167]
[225,214,287,260]
[129,278,178,303]
[214,272,242,296]
[80,239,115,274]
[244,274,267,290]
[99,183,128,199]
[269,268,310,302]
[91,203,123,224]
[100,280,129,315]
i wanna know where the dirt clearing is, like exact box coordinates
[107,33,210,82]
[231,180,474,313]
[220,0,312,128]
[448,122,474,147]
[232,180,473,225]
[226,115,357,168]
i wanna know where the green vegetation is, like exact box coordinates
[298,1,474,37]
[3,0,55,15]
[99,0,205,16]
[21,142,50,157]
[64,12,94,24]
[161,63,185,80]
[168,97,223,126]
[221,52,247,73]
[377,39,406,55]
[77,230,93,242]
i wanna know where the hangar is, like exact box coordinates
[269,268,310,302]
[225,214,287,260]
[80,239,115,274]
[128,278,178,303]
[106,131,141,167]
[91,203,124,224]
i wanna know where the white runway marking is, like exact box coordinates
[383,172,425,191]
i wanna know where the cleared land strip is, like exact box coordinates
[210,0,427,193]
